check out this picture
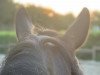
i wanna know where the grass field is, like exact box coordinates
[0,30,100,46]
[0,30,100,60]
[0,31,17,45]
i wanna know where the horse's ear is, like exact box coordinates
[15,7,34,41]
[62,8,90,52]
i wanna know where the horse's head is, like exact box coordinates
[0,7,90,75]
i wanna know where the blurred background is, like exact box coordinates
[0,0,100,75]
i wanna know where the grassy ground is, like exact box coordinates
[0,30,100,61]
[0,31,16,45]
[1,29,100,45]
[60,29,100,48]
[0,31,16,53]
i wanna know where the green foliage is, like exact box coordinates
[84,33,100,48]
[0,0,16,24]
[92,11,100,26]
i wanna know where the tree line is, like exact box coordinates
[0,0,100,30]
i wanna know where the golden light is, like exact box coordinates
[13,0,100,16]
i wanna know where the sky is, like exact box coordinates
[14,0,100,16]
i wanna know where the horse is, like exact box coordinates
[0,7,90,75]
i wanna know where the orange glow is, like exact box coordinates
[43,8,55,17]
[13,0,100,16]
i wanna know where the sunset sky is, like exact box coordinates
[13,0,100,16]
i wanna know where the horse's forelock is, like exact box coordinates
[33,27,60,37]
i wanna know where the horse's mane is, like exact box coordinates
[32,25,60,37]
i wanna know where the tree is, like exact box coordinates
[92,11,100,26]
[0,0,16,25]
[26,5,75,30]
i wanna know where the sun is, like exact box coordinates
[13,0,100,16]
